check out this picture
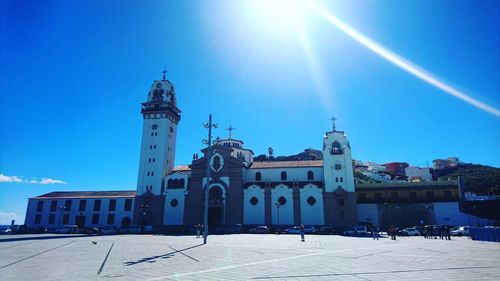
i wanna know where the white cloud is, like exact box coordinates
[0,173,67,185]
[38,178,67,185]
[0,210,22,225]
[0,174,23,183]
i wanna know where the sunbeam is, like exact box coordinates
[294,18,335,112]
[309,1,500,118]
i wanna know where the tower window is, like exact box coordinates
[151,132,154,136]
[150,145,152,149]
[154,145,156,149]
[340,177,343,182]
[147,172,150,176]
[335,177,338,182]
[280,171,287,181]
[255,172,262,181]
[149,158,151,163]
[151,171,154,176]
[170,127,174,133]
[153,158,155,162]
[155,132,157,136]
[307,171,314,180]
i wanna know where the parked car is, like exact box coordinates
[100,226,118,235]
[249,226,270,234]
[317,227,335,235]
[285,226,301,234]
[84,227,101,235]
[127,226,143,234]
[343,226,368,236]
[54,225,79,234]
[403,227,421,236]
[0,227,12,235]
[303,225,317,234]
[214,224,242,234]
[451,226,470,237]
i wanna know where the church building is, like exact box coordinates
[25,74,479,231]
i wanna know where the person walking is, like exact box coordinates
[389,225,397,240]
[373,226,379,240]
[300,225,305,242]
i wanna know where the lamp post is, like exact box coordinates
[202,114,218,244]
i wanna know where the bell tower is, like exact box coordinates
[136,71,181,196]
[322,117,357,228]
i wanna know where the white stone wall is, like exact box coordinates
[137,115,177,196]
[25,197,134,229]
[431,202,492,226]
[243,185,265,225]
[163,172,188,225]
[271,184,293,225]
[299,184,324,225]
[405,167,432,181]
[164,190,185,225]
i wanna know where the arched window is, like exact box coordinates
[255,172,262,181]
[179,179,185,188]
[167,179,173,187]
[335,177,338,182]
[307,171,314,180]
[281,171,287,181]
[340,177,343,182]
[173,179,179,188]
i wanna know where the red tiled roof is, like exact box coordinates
[32,191,136,199]
[174,165,191,172]
[251,160,323,169]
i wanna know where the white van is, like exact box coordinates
[343,226,368,236]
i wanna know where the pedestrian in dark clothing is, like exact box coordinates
[300,225,305,242]
[389,225,397,240]
[446,225,451,240]
[373,227,379,240]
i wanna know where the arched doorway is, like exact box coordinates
[208,186,224,226]
[121,217,131,228]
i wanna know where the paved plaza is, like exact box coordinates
[1,233,499,280]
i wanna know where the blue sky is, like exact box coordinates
[1,0,499,224]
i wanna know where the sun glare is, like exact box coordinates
[245,0,310,33]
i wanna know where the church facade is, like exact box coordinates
[132,75,358,229]
[25,75,480,231]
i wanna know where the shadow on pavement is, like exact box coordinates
[124,243,203,266]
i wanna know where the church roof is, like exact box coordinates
[174,165,192,172]
[251,160,323,169]
[32,191,136,199]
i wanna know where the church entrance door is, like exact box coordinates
[208,207,222,227]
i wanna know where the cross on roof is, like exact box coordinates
[162,68,167,80]
[329,115,337,131]
[226,122,236,139]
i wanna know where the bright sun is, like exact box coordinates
[245,0,311,33]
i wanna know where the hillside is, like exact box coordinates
[436,164,500,195]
